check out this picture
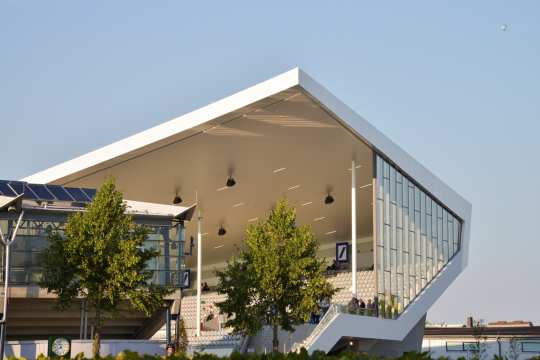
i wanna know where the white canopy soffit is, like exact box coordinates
[124,200,196,221]
[0,195,23,212]
[23,67,469,218]
[22,67,470,264]
[0,196,195,221]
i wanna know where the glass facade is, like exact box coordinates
[0,212,186,287]
[375,155,462,318]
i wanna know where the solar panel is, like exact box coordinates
[22,184,38,200]
[27,183,55,201]
[65,187,90,202]
[8,181,24,195]
[0,180,97,204]
[45,184,74,202]
[82,188,97,200]
[0,180,17,197]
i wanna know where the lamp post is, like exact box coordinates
[0,194,24,360]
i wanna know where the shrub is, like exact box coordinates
[8,349,530,360]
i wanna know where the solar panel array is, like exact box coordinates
[0,180,96,203]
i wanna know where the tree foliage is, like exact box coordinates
[39,178,171,358]
[215,199,336,352]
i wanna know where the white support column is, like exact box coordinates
[196,214,202,337]
[351,159,358,298]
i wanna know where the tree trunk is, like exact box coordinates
[93,308,102,359]
[174,289,182,353]
[92,328,101,359]
[272,323,279,353]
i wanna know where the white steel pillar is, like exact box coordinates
[196,214,202,337]
[351,159,358,298]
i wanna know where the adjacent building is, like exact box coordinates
[0,185,194,339]
[423,318,540,359]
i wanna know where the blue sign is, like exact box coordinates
[336,242,349,263]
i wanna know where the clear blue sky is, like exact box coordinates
[1,1,539,324]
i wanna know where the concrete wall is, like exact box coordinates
[188,347,236,357]
[367,314,426,357]
[246,314,425,357]
[3,340,167,359]
[71,340,166,358]
[4,340,48,359]
[3,339,240,359]
[247,324,316,353]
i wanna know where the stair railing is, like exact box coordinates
[290,304,340,352]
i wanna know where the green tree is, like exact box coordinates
[215,199,336,353]
[39,178,171,358]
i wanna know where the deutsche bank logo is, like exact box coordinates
[336,242,349,263]
[180,269,191,289]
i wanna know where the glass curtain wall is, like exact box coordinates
[0,214,185,287]
[375,155,461,318]
[144,221,186,287]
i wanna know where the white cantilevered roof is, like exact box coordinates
[21,67,471,342]
[23,67,469,222]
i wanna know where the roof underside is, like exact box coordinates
[23,68,470,270]
[29,86,375,267]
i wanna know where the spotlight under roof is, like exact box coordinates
[173,195,182,204]
[325,194,334,205]
[218,226,227,236]
[226,176,236,188]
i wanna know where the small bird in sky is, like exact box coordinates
[500,24,509,32]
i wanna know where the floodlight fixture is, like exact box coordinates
[226,176,236,188]
[325,194,334,205]
[173,195,183,204]
[218,226,226,236]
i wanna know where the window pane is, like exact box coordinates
[522,342,540,352]
[446,342,464,351]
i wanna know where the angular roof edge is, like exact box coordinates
[23,68,301,186]
[297,69,471,220]
[23,67,471,222]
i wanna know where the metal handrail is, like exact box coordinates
[334,303,378,317]
[291,302,381,352]
[291,304,340,352]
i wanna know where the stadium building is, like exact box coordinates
[1,68,471,357]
